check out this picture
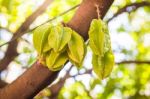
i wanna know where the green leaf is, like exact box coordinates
[88,19,105,56]
[33,23,51,55]
[92,51,114,79]
[46,50,68,71]
[67,30,85,66]
[48,24,71,52]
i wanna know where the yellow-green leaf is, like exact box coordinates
[67,30,85,65]
[92,51,114,79]
[48,24,71,52]
[33,23,51,55]
[88,19,105,56]
[46,50,68,71]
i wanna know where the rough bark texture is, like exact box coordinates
[0,0,114,98]
[0,62,59,99]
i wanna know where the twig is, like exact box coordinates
[28,4,80,33]
[116,60,150,65]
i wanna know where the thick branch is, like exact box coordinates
[0,0,53,72]
[107,1,150,22]
[0,62,59,99]
[0,80,7,88]
[0,0,114,98]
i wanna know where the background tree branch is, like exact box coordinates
[0,0,54,72]
[107,1,150,22]
[116,60,150,65]
[49,66,72,99]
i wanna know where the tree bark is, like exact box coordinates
[0,80,7,88]
[0,0,114,98]
[0,62,59,99]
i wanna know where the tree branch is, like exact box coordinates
[0,0,53,72]
[0,62,59,99]
[49,66,72,99]
[116,60,150,65]
[0,27,12,33]
[0,0,114,98]
[107,1,150,22]
[0,80,7,88]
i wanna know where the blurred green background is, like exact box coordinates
[0,0,150,99]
